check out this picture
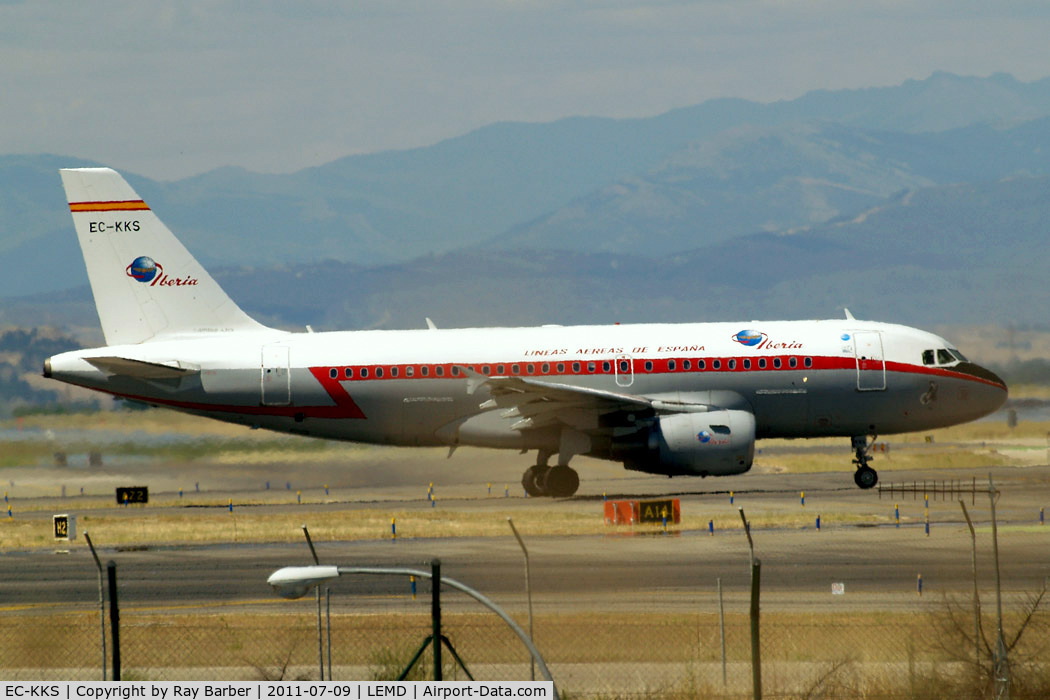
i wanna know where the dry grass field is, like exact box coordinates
[4,607,1048,697]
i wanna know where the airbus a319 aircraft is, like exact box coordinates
[44,168,1008,496]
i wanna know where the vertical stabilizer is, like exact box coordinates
[60,168,267,345]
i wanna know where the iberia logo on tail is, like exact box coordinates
[126,256,199,287]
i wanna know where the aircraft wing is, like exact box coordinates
[84,356,200,379]
[478,376,704,432]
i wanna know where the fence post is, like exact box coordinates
[326,588,332,682]
[507,518,535,681]
[301,525,324,680]
[988,476,1011,698]
[106,561,120,681]
[959,501,982,671]
[738,507,761,700]
[432,558,443,681]
[717,577,727,689]
[84,532,106,680]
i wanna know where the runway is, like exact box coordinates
[3,463,1049,616]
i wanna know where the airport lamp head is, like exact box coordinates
[267,565,340,599]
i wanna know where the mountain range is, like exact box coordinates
[1,71,1049,333]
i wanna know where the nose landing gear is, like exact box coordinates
[852,435,878,489]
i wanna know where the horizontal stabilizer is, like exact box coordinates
[85,356,200,379]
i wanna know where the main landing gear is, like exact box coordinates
[852,435,878,489]
[522,452,580,498]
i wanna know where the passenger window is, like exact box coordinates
[668,360,676,371]
[329,368,338,379]
[937,349,954,365]
[421,366,429,377]
[451,367,460,376]
[345,368,353,379]
[541,363,550,373]
[511,364,520,374]
[619,360,629,372]
[572,362,581,373]
[435,366,444,377]
[482,365,491,375]
[376,367,384,378]
[773,358,782,369]
[556,363,565,373]
[406,366,414,377]
[697,359,706,370]
[712,360,721,370]
[742,359,751,370]
[728,359,736,370]
[496,364,505,374]
[587,362,596,373]
[789,357,797,369]
[682,360,691,371]
[603,361,612,372]
[391,367,399,377]
[644,360,653,372]
[758,358,767,369]
[527,364,535,374]
[360,368,369,378]
[804,357,812,368]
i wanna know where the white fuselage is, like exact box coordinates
[47,318,1007,454]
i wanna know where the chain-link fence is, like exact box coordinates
[4,602,1048,697]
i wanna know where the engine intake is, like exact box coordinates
[625,409,756,477]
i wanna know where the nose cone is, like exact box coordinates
[956,362,1008,417]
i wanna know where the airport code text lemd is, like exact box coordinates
[2,683,552,700]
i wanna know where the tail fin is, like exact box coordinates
[60,167,267,345]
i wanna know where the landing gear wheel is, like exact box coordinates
[542,465,580,498]
[854,465,878,489]
[521,465,550,497]
[850,434,878,490]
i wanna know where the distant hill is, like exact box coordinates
[0,327,85,412]
[492,118,1050,254]
[5,72,1050,298]
[6,175,1047,336]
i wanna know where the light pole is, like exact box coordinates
[267,562,557,694]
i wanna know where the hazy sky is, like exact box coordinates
[4,1,1050,180]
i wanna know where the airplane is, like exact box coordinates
[44,167,1008,496]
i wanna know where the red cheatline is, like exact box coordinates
[69,200,150,212]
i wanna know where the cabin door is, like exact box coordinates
[261,344,291,405]
[853,332,886,391]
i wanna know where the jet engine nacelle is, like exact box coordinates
[626,409,756,477]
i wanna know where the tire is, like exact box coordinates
[854,465,878,489]
[521,465,548,497]
[543,466,580,498]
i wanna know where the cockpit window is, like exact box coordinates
[937,349,955,365]
[922,350,935,366]
[949,348,968,363]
